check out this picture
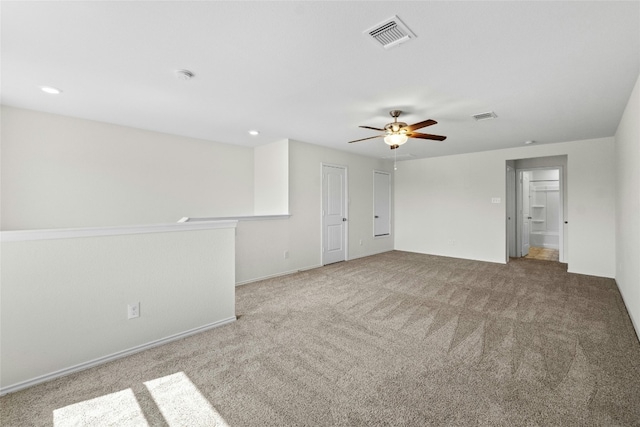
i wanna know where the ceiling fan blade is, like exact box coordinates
[348,135,383,143]
[359,125,385,131]
[408,132,447,141]
[405,119,437,132]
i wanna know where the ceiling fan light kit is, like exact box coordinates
[384,133,408,146]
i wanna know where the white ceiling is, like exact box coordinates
[2,1,639,160]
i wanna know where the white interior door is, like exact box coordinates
[521,172,530,256]
[322,165,347,265]
[373,171,391,237]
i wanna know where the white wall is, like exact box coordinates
[615,74,640,338]
[1,106,394,296]
[1,106,254,230]
[1,224,236,392]
[254,139,289,214]
[235,217,293,284]
[395,137,616,278]
[289,140,395,266]
[235,140,395,284]
[529,169,560,181]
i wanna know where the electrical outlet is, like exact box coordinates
[127,302,140,319]
[284,250,289,259]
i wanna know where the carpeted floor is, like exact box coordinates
[2,251,640,426]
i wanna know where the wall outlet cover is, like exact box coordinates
[127,302,140,319]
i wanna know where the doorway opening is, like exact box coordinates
[506,156,567,264]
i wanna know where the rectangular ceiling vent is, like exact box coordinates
[472,111,498,121]
[365,16,416,49]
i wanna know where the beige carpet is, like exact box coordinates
[2,251,640,426]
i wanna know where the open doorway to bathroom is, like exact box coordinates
[506,155,568,264]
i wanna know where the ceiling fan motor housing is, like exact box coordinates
[385,122,408,134]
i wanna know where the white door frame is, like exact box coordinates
[518,170,531,257]
[505,165,517,262]
[321,163,348,265]
[515,166,564,262]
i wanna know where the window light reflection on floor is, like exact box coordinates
[144,372,229,427]
[53,372,229,427]
[53,388,148,426]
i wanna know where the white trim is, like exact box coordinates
[505,165,517,262]
[182,214,290,222]
[235,264,322,286]
[616,279,640,343]
[0,317,236,396]
[0,220,237,242]
[347,249,393,261]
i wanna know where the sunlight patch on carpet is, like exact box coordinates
[53,388,148,426]
[144,372,229,426]
[52,372,228,426]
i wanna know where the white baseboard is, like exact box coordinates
[0,317,236,396]
[236,264,322,286]
[347,249,394,261]
[615,280,640,343]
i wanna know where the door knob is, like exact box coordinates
[342,218,347,222]
[374,215,379,218]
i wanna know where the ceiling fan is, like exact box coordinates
[348,110,446,149]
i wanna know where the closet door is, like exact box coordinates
[374,171,391,237]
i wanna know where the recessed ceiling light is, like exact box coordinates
[524,140,535,145]
[248,130,260,136]
[40,86,62,94]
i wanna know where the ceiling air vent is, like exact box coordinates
[472,111,498,121]
[365,16,416,49]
